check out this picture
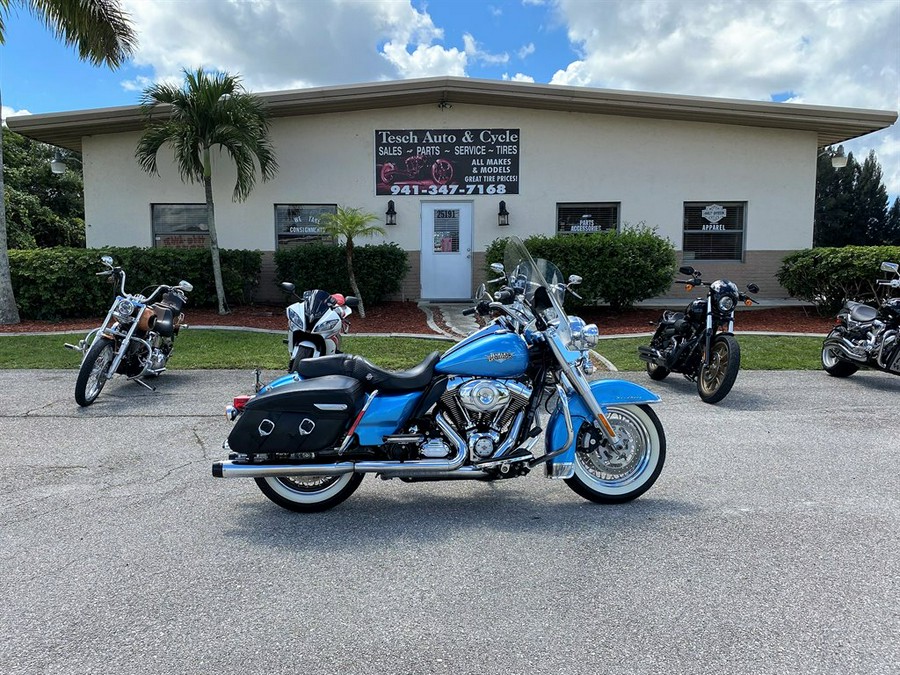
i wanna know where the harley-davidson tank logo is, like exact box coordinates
[487,352,514,362]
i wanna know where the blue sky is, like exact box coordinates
[2,0,898,197]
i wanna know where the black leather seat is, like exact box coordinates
[294,351,441,392]
[846,301,878,323]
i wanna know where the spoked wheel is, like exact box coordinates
[697,334,741,404]
[254,473,363,512]
[432,159,453,184]
[288,346,315,373]
[74,337,116,407]
[565,404,666,504]
[821,330,859,377]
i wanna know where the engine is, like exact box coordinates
[430,378,533,460]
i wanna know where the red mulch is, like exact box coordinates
[0,302,834,335]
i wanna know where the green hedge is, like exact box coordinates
[274,243,409,303]
[485,228,676,310]
[10,247,262,320]
[777,246,900,314]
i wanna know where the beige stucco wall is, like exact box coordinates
[81,102,817,297]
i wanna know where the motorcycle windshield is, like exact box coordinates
[303,290,333,324]
[502,237,571,344]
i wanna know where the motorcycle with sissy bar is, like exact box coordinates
[66,255,193,406]
[213,237,666,512]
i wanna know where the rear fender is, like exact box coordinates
[544,379,660,479]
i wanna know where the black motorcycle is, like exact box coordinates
[821,261,900,378]
[638,266,759,404]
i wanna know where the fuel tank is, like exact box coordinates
[436,325,529,377]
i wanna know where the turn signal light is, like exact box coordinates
[744,299,753,306]
[686,284,694,291]
[232,395,251,411]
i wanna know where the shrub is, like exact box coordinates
[9,247,261,320]
[777,246,900,314]
[485,226,676,310]
[274,242,408,304]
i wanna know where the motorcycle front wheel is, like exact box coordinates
[565,404,665,504]
[74,337,116,407]
[821,330,859,377]
[697,334,740,404]
[254,473,364,513]
[288,346,315,373]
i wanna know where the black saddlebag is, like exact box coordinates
[227,375,363,455]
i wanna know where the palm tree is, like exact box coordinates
[0,0,136,325]
[135,68,277,314]
[320,206,386,318]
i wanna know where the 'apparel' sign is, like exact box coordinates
[375,129,520,196]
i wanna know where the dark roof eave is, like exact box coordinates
[6,76,896,152]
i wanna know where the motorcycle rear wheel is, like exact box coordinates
[697,334,740,404]
[74,337,116,407]
[254,473,363,512]
[646,361,670,380]
[821,330,859,377]
[565,404,665,504]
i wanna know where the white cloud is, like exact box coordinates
[518,42,536,60]
[2,106,31,125]
[549,0,900,198]
[121,0,465,91]
[463,33,509,66]
[503,73,536,83]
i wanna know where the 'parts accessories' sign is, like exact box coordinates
[375,129,520,196]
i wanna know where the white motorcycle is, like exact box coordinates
[279,283,359,372]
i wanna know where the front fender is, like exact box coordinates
[544,379,661,479]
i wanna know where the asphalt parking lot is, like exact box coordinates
[1,367,898,675]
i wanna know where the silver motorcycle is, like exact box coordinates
[66,255,193,406]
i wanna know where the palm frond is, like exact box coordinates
[28,0,136,68]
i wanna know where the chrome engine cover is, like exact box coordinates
[458,379,511,413]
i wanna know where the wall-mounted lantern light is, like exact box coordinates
[386,199,397,226]
[819,145,849,169]
[498,200,510,226]
[49,150,68,175]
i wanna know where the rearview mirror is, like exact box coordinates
[344,296,359,308]
[101,255,114,266]
[280,282,296,293]
[747,283,759,294]
[568,275,582,286]
[881,262,899,274]
[178,281,193,293]
[474,283,486,300]
[490,263,505,274]
[679,265,695,275]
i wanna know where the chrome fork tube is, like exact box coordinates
[547,335,622,450]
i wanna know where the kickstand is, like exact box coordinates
[132,377,156,392]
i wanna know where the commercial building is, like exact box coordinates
[9,76,896,301]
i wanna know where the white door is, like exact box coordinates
[420,202,473,300]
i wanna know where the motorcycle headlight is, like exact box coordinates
[113,299,136,323]
[717,295,735,313]
[568,318,599,351]
[288,308,304,330]
[314,318,340,334]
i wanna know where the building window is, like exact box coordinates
[275,204,337,248]
[151,204,209,248]
[683,202,746,261]
[557,203,619,235]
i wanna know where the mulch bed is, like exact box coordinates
[0,302,835,335]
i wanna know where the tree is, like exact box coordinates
[2,128,85,248]
[319,206,386,318]
[136,68,277,314]
[0,0,136,324]
[814,147,895,247]
[885,198,900,246]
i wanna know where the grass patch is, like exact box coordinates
[596,335,824,371]
[0,330,455,370]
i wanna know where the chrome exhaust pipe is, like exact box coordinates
[824,337,869,363]
[213,413,467,479]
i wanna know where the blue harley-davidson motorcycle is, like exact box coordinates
[213,237,666,512]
